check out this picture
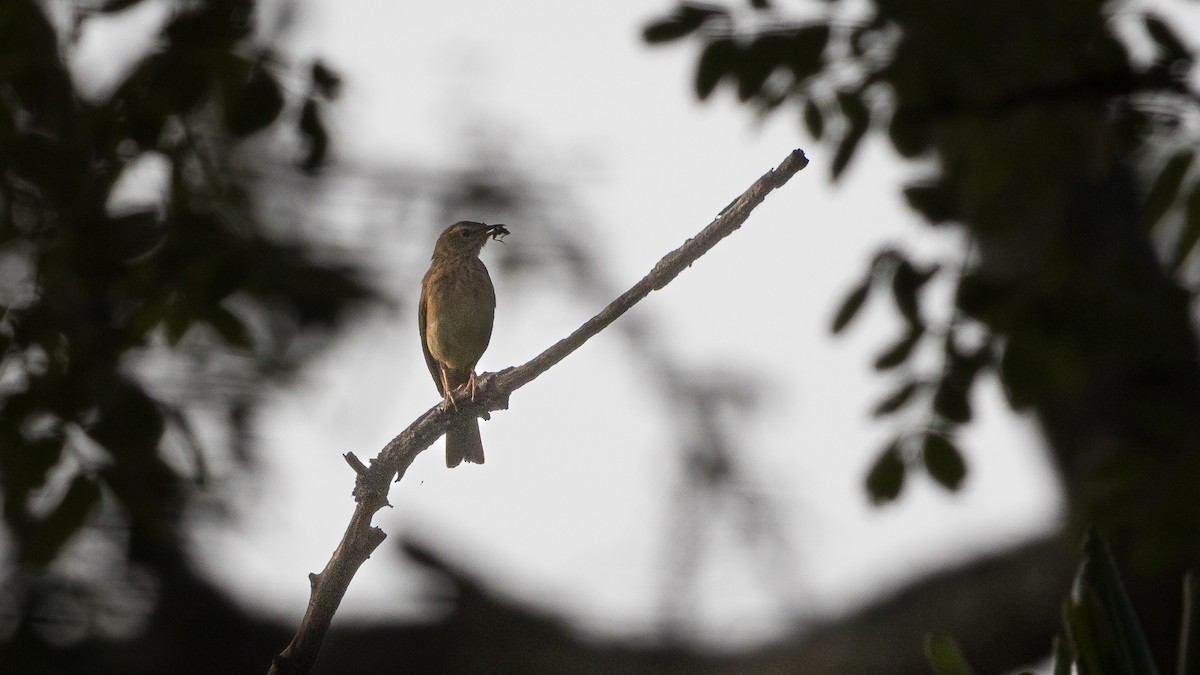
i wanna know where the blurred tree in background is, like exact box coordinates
[0,0,372,671]
[646,0,1200,670]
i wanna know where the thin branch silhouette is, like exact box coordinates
[267,148,809,675]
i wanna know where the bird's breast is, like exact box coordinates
[422,258,496,372]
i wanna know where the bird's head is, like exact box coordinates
[432,221,509,259]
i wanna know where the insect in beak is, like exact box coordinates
[486,224,510,242]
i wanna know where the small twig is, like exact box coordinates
[266,148,809,675]
[342,452,368,476]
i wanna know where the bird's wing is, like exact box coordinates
[418,273,445,395]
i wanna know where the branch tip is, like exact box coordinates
[343,452,368,475]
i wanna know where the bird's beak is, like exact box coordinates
[485,223,510,241]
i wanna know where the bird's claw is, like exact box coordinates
[440,371,482,411]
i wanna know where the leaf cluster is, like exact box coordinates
[927,531,1200,675]
[644,0,1200,511]
[0,0,370,590]
[832,247,987,503]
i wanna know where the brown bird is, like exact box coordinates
[419,221,508,467]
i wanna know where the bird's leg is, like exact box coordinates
[440,367,457,411]
[467,370,479,402]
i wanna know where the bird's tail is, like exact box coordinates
[445,418,485,467]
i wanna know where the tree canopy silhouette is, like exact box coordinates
[0,0,371,666]
[646,0,1200,670]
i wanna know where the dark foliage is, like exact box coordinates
[0,0,372,664]
[649,0,1200,669]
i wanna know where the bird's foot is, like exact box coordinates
[447,371,479,406]
[439,368,458,411]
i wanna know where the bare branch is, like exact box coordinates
[267,148,809,675]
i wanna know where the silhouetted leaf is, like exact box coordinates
[838,89,870,127]
[832,124,865,179]
[98,456,178,545]
[873,380,919,417]
[642,4,726,44]
[922,433,965,491]
[108,210,163,262]
[165,0,252,48]
[21,475,101,565]
[999,340,1037,410]
[925,633,976,675]
[803,99,824,140]
[311,60,342,99]
[99,0,148,11]
[1052,636,1072,675]
[1180,572,1200,675]
[874,328,922,370]
[866,440,905,505]
[832,91,869,179]
[221,60,284,137]
[160,405,208,485]
[869,247,903,276]
[831,281,870,333]
[934,336,990,424]
[955,273,1010,324]
[1066,531,1160,675]
[118,49,209,128]
[849,25,869,58]
[298,98,328,173]
[737,33,788,101]
[0,95,15,147]
[889,107,930,157]
[162,303,192,346]
[0,406,64,515]
[933,378,971,424]
[904,181,957,224]
[695,38,737,100]
[9,132,71,199]
[642,20,695,44]
[892,259,922,327]
[784,25,829,81]
[242,243,372,327]
[1171,183,1200,270]
[205,305,251,348]
[89,378,164,459]
[1061,601,1099,674]
[751,87,790,117]
[1143,150,1193,231]
[1144,13,1192,66]
[915,263,940,288]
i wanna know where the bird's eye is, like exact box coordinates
[459,229,471,238]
